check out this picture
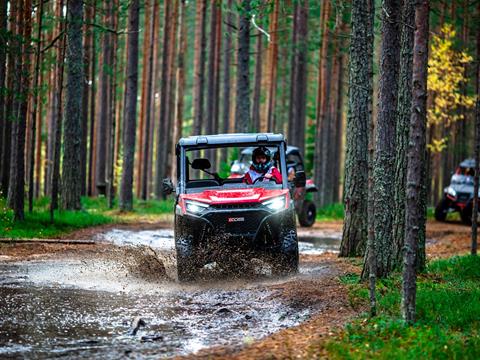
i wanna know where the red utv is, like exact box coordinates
[163,133,304,281]
[230,146,318,227]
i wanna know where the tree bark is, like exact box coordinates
[235,0,251,133]
[119,0,140,211]
[50,2,66,221]
[0,0,8,197]
[340,0,374,257]
[62,0,84,210]
[87,3,97,196]
[9,0,32,220]
[95,1,113,195]
[220,0,234,164]
[472,3,480,256]
[193,0,207,135]
[314,1,331,208]
[261,0,279,132]
[252,31,263,132]
[1,0,17,198]
[392,0,415,269]
[171,0,187,180]
[155,0,175,198]
[402,0,429,324]
[374,0,402,278]
[288,0,308,151]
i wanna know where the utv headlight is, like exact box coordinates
[185,200,209,214]
[445,186,457,198]
[262,196,286,212]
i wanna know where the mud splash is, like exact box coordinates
[0,259,310,359]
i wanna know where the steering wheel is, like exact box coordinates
[252,175,276,184]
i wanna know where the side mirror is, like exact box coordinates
[294,171,306,188]
[162,178,175,195]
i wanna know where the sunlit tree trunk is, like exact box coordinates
[402,0,429,324]
[314,1,331,207]
[171,0,187,180]
[261,0,279,132]
[193,0,207,135]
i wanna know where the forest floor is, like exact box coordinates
[0,219,475,359]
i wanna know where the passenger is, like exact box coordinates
[244,146,282,184]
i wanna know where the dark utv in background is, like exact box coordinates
[163,133,305,281]
[435,159,478,225]
[230,146,318,227]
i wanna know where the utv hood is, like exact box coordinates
[181,188,289,205]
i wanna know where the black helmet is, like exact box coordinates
[252,146,272,172]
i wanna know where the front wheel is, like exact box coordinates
[434,198,449,222]
[298,200,316,227]
[175,235,198,282]
[273,228,299,276]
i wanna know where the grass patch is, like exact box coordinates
[322,256,480,359]
[0,196,174,239]
[316,203,344,221]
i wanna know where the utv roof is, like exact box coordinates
[241,145,299,155]
[178,133,285,147]
[460,159,475,168]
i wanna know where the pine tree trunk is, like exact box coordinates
[50,2,66,221]
[340,0,374,257]
[62,0,84,210]
[374,0,402,278]
[402,0,429,324]
[235,0,251,133]
[87,3,97,196]
[155,0,174,198]
[81,2,93,196]
[392,0,415,269]
[472,3,480,256]
[314,1,331,207]
[1,0,16,197]
[119,0,139,211]
[0,0,8,197]
[252,32,263,132]
[95,2,113,195]
[261,0,279,132]
[220,0,233,164]
[9,0,32,220]
[171,0,187,180]
[193,0,207,135]
[136,0,151,198]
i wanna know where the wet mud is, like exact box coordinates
[0,228,341,359]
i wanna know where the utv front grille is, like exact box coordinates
[210,203,261,210]
[457,192,470,203]
[203,210,269,236]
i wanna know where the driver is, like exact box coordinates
[244,146,282,184]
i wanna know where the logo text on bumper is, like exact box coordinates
[228,217,245,222]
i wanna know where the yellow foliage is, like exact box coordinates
[427,24,475,153]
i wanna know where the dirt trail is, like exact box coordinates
[0,219,470,359]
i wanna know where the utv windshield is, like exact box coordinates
[181,144,287,193]
[451,166,475,185]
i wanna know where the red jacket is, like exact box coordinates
[244,166,282,184]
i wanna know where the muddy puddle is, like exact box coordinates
[0,228,339,359]
[99,228,341,256]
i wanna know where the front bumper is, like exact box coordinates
[175,205,296,252]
